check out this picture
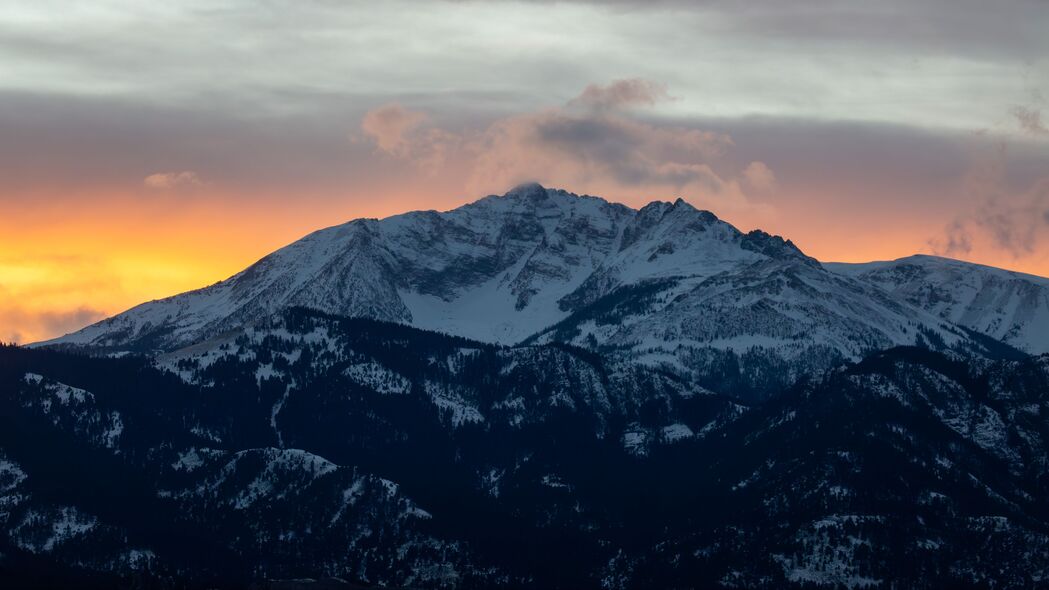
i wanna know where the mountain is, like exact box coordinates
[4,315,1049,588]
[10,184,1049,587]
[827,254,1049,354]
[39,185,1023,399]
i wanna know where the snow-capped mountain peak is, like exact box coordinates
[38,185,1038,396]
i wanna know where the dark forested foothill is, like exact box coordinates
[2,310,1049,588]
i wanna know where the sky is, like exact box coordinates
[1,0,1048,344]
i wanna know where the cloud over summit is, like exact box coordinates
[360,81,763,209]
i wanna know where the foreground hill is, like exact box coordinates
[4,310,1049,587]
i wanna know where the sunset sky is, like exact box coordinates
[2,0,1048,344]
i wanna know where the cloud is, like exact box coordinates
[0,304,106,344]
[931,138,1049,259]
[358,81,764,209]
[37,306,107,336]
[360,104,429,155]
[360,104,464,174]
[568,79,671,112]
[742,161,777,192]
[492,0,1048,62]
[1011,106,1049,136]
[0,0,1042,141]
[935,220,974,257]
[468,109,731,194]
[144,171,204,190]
[0,254,114,343]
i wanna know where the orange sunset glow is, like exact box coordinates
[1,0,1047,345]
[1,190,440,343]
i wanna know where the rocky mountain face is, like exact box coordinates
[4,311,1049,588]
[9,185,1049,588]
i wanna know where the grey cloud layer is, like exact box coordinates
[1,0,1044,130]
[501,0,1048,61]
[1,0,1047,268]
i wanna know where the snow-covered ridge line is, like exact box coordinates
[35,184,1048,365]
[826,254,1049,354]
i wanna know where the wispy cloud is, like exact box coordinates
[931,137,1049,260]
[0,277,106,344]
[741,161,777,193]
[0,305,106,344]
[1011,106,1049,136]
[144,171,204,190]
[360,104,429,155]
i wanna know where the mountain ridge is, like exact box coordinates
[36,185,1044,388]
[826,254,1049,354]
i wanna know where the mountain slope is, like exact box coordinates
[529,251,1016,399]
[41,184,634,349]
[827,255,1049,354]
